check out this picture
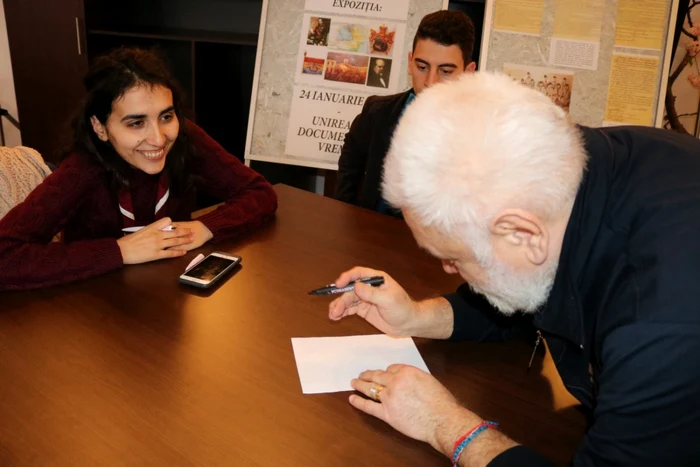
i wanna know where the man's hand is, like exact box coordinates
[328,266,455,339]
[350,364,471,450]
[328,267,421,336]
[350,365,518,466]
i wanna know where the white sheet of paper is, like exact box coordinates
[291,334,430,394]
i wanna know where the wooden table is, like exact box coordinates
[0,185,586,466]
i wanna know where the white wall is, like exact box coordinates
[0,0,21,147]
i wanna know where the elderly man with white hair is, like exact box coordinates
[328,73,700,466]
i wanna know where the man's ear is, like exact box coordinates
[491,209,548,266]
[90,116,109,142]
[407,50,414,77]
[465,61,477,73]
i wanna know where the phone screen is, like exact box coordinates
[185,255,237,282]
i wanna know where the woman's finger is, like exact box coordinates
[161,235,194,249]
[157,248,188,259]
[161,228,192,239]
[147,217,173,231]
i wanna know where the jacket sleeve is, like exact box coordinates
[0,156,123,291]
[445,283,533,342]
[487,446,555,466]
[187,121,277,242]
[335,97,375,204]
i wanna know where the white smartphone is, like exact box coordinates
[179,252,241,288]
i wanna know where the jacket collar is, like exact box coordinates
[533,126,614,348]
[387,89,416,128]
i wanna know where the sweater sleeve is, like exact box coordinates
[0,155,123,291]
[187,122,277,241]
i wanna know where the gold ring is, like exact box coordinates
[369,383,385,402]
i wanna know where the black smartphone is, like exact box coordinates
[179,252,241,289]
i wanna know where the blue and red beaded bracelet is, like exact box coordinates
[451,421,500,466]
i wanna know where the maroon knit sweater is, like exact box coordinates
[0,122,277,291]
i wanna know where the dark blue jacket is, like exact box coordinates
[447,125,700,466]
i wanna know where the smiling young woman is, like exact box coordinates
[0,48,277,291]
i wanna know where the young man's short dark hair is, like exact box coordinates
[413,11,476,66]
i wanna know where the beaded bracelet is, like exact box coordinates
[451,421,500,466]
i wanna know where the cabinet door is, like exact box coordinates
[4,0,88,163]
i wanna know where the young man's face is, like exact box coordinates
[408,39,476,94]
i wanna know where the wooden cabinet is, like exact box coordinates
[3,0,88,162]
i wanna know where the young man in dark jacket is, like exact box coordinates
[334,11,477,214]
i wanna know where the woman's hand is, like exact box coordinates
[117,217,194,265]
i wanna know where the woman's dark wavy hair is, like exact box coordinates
[68,47,193,194]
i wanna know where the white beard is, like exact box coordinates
[468,256,559,316]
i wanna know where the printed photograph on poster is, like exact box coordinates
[328,22,369,53]
[307,17,331,46]
[325,53,369,85]
[503,64,574,111]
[367,57,392,88]
[294,13,406,93]
[369,24,397,55]
[302,52,325,75]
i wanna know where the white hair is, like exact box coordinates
[382,72,586,261]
